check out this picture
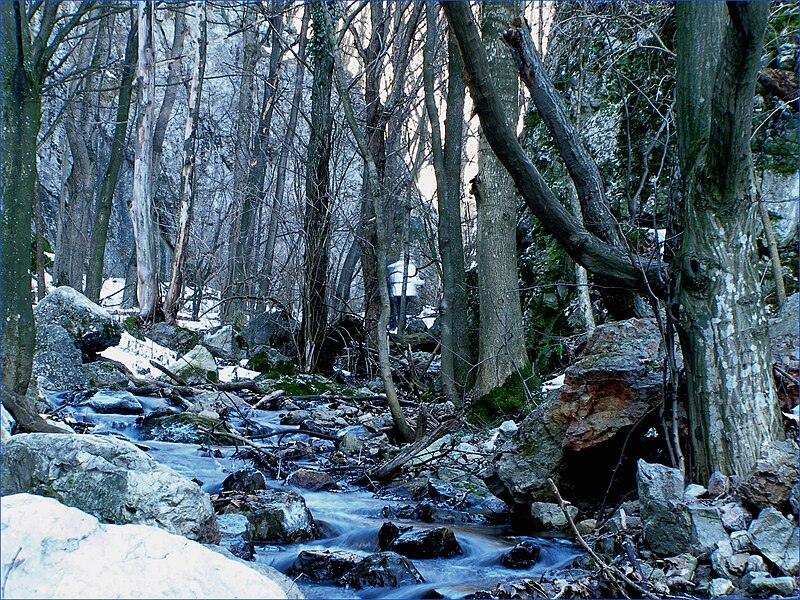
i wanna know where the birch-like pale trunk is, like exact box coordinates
[164,1,206,324]
[130,1,161,322]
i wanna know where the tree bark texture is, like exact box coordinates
[474,1,529,399]
[674,1,782,480]
[0,0,73,432]
[86,13,137,302]
[130,1,161,322]
[301,3,336,372]
[164,0,206,324]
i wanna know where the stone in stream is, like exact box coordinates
[500,540,541,568]
[77,390,143,414]
[1,494,289,599]
[164,344,218,385]
[340,551,424,589]
[281,410,309,425]
[289,550,362,583]
[34,286,122,357]
[216,513,256,561]
[377,521,411,551]
[222,489,317,543]
[389,526,463,559]
[286,468,336,491]
[222,467,268,493]
[1,433,220,543]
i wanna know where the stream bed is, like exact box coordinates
[46,389,583,599]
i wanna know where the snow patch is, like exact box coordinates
[542,373,565,391]
[218,365,260,383]
[100,332,178,378]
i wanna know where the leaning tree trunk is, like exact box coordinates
[164,0,206,324]
[300,3,336,373]
[130,1,161,322]
[0,1,65,433]
[674,1,782,480]
[86,14,137,302]
[474,1,529,400]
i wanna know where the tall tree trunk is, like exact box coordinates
[333,237,360,316]
[130,1,161,322]
[262,6,309,298]
[86,13,137,302]
[34,181,46,302]
[424,6,471,404]
[474,1,529,400]
[674,1,782,480]
[223,5,259,322]
[301,3,336,372]
[0,1,66,433]
[164,0,206,324]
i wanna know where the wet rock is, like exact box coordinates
[738,440,799,512]
[747,507,799,575]
[340,552,424,589]
[165,345,218,385]
[708,577,735,597]
[281,410,309,425]
[384,477,431,500]
[216,513,255,560]
[500,540,541,568]
[390,527,463,558]
[377,522,410,551]
[222,468,267,493]
[744,575,797,597]
[222,489,317,543]
[78,391,142,414]
[485,319,673,507]
[0,494,288,599]
[286,468,335,491]
[34,286,122,357]
[530,501,578,532]
[1,434,220,543]
[203,324,245,361]
[139,413,231,445]
[290,550,362,583]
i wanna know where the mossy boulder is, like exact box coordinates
[139,413,234,445]
[164,345,218,385]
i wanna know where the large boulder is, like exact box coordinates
[34,286,121,358]
[203,324,246,361]
[31,324,90,391]
[242,309,297,359]
[222,489,317,543]
[340,552,424,589]
[289,550,362,583]
[637,460,727,557]
[389,526,463,558]
[1,434,220,543]
[165,345,219,385]
[0,494,288,599]
[484,318,674,510]
[770,294,799,408]
[738,440,799,512]
[748,507,799,576]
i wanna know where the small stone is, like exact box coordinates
[500,540,541,569]
[684,484,707,500]
[339,433,364,454]
[498,420,518,436]
[745,554,767,574]
[708,471,730,497]
[730,530,755,554]
[708,578,735,597]
[744,575,797,597]
[281,410,309,425]
[222,468,267,493]
[665,553,698,581]
[530,501,578,532]
[286,468,336,491]
[576,519,597,534]
[720,502,752,532]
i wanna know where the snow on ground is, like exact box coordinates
[100,332,178,378]
[99,278,127,308]
[542,373,565,391]
[218,365,260,382]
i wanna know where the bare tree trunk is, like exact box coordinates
[301,3,335,372]
[757,184,786,308]
[674,1,782,480]
[86,13,137,302]
[34,182,46,302]
[164,0,206,324]
[474,1,529,401]
[333,237,361,316]
[130,1,161,322]
[223,5,259,322]
[262,6,309,299]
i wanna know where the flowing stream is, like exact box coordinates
[46,390,582,599]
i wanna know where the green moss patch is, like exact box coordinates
[468,366,541,426]
[139,413,234,445]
